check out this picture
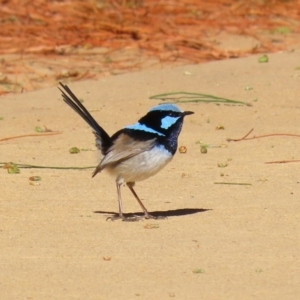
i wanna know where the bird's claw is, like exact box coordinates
[106,215,143,222]
[106,214,167,222]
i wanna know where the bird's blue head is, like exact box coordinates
[140,103,193,136]
[125,103,194,154]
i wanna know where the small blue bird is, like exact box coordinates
[58,83,194,221]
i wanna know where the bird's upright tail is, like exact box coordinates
[58,82,112,155]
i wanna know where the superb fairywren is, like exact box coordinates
[58,83,194,221]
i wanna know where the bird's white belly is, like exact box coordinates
[106,145,173,183]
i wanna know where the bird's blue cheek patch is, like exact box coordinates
[126,123,165,136]
[161,116,180,129]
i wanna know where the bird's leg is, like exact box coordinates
[106,182,124,221]
[116,181,124,218]
[127,182,166,220]
[107,181,142,222]
[127,183,150,218]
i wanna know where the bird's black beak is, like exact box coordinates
[183,111,194,116]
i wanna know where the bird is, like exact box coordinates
[58,82,194,221]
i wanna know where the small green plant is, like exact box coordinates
[258,55,268,63]
[69,147,80,154]
[193,268,205,274]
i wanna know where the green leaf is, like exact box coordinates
[69,147,80,154]
[34,126,43,132]
[193,268,205,274]
[258,55,269,63]
[0,162,95,170]
[4,163,20,174]
[271,27,292,34]
[150,92,251,106]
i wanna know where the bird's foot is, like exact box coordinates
[106,214,143,222]
[106,214,167,222]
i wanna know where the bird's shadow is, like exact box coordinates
[93,208,210,219]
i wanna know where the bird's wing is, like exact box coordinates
[92,133,157,177]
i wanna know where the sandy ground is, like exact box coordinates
[1,31,292,94]
[1,50,300,299]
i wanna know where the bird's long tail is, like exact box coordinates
[58,82,112,155]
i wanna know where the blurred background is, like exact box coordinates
[0,0,299,94]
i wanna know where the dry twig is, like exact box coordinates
[0,132,61,143]
[227,129,300,142]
